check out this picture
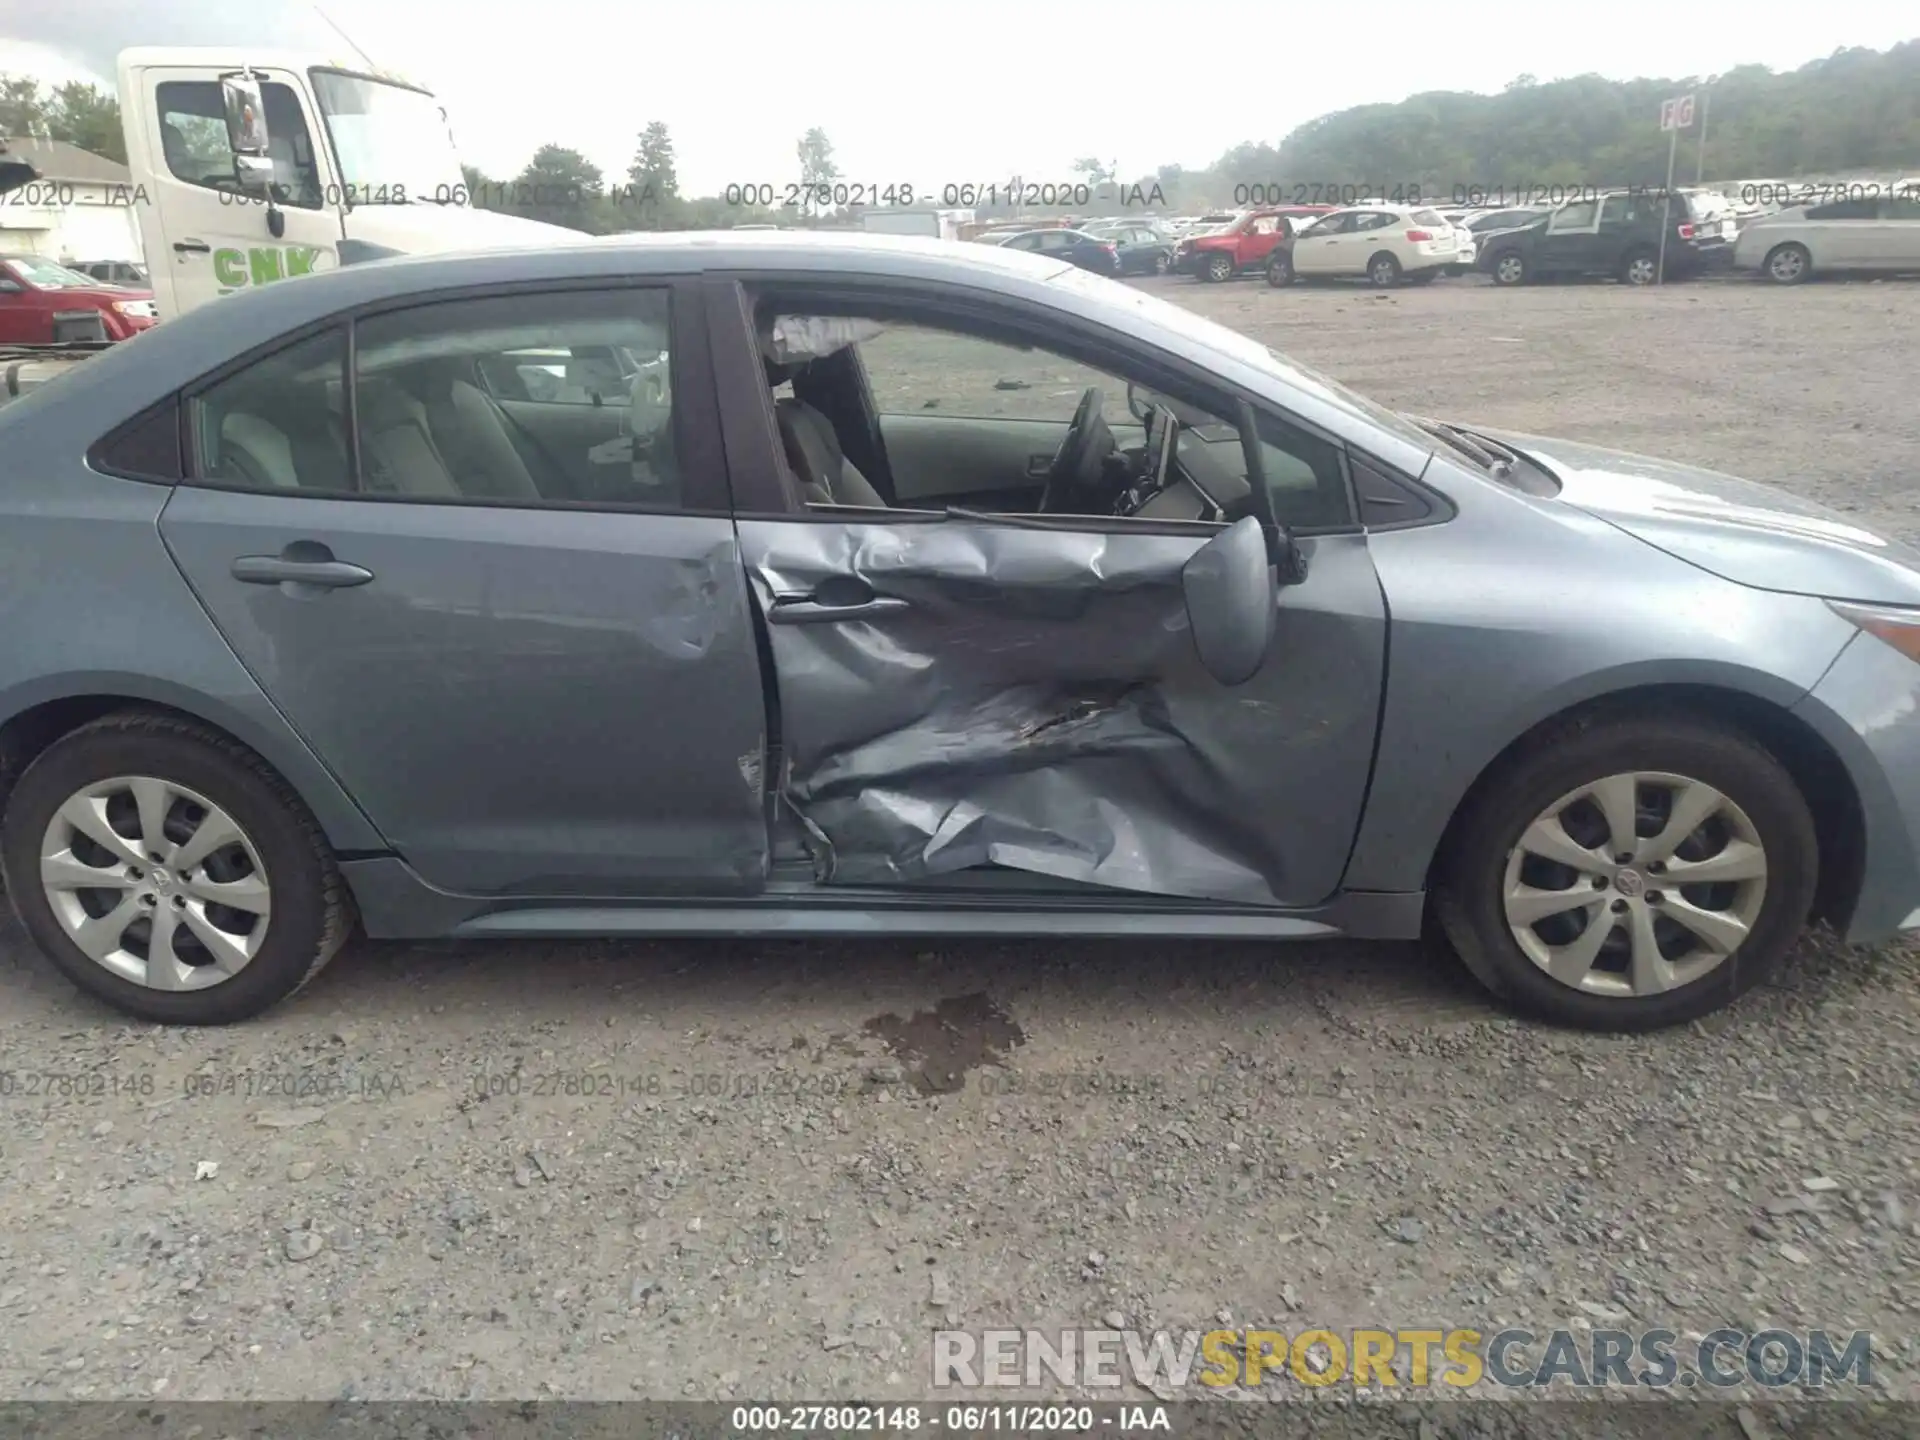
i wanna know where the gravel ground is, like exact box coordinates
[2,271,1918,1420]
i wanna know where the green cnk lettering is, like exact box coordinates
[212,245,324,292]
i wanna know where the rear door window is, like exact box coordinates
[1548,200,1599,231]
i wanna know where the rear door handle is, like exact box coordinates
[232,555,373,589]
[767,589,909,625]
[172,240,211,255]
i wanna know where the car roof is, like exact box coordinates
[1320,203,1429,216]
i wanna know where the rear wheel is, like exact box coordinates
[1765,243,1811,284]
[1202,253,1235,283]
[2,711,353,1024]
[1367,252,1403,287]
[1620,248,1660,285]
[1490,251,1527,285]
[1434,712,1817,1030]
[1265,252,1294,287]
[1152,251,1172,275]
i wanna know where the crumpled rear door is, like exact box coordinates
[737,515,1387,907]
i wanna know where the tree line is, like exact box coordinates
[4,40,1915,229]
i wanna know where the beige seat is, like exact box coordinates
[775,398,886,507]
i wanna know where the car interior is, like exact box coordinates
[192,303,680,507]
[751,300,1348,528]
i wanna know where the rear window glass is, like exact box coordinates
[1687,193,1732,219]
[1412,209,1446,226]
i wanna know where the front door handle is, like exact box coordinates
[232,555,373,589]
[767,592,909,625]
[172,240,211,255]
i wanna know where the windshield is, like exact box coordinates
[3,257,98,289]
[1043,266,1437,454]
[310,69,462,203]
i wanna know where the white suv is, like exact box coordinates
[1284,205,1460,286]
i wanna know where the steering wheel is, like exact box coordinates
[1038,386,1106,513]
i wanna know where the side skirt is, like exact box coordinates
[339,857,1427,943]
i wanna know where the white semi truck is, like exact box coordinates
[3,45,579,401]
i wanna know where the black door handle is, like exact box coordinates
[767,577,908,625]
[768,595,908,624]
[172,240,212,255]
[232,555,373,589]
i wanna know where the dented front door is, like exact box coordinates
[736,516,1387,907]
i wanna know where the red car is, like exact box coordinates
[1175,206,1336,282]
[0,253,158,345]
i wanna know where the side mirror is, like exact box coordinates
[1181,515,1278,687]
[222,72,271,156]
[0,277,22,294]
[221,72,275,198]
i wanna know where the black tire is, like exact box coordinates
[1152,251,1172,275]
[1367,252,1402,287]
[1432,710,1818,1032]
[1201,253,1234,283]
[1619,247,1660,286]
[1764,242,1811,285]
[1265,253,1294,287]
[2,710,353,1024]
[1489,250,1527,286]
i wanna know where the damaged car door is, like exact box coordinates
[159,285,773,898]
[720,295,1388,909]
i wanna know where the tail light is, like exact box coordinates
[1676,222,1696,239]
[1405,228,1433,242]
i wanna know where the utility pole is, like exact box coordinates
[1695,79,1714,184]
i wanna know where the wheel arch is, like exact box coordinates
[1423,682,1865,933]
[0,677,388,858]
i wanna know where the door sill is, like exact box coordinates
[339,856,1426,942]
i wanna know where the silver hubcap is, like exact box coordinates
[1771,250,1803,280]
[1502,772,1768,998]
[40,776,271,991]
[1627,258,1656,284]
[1497,257,1522,282]
[1373,262,1394,283]
[1209,258,1230,279]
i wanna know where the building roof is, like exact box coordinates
[0,138,132,187]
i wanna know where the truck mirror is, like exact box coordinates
[221,72,273,159]
[234,153,276,197]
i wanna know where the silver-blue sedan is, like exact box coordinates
[0,232,1916,1029]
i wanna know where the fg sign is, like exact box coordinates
[1660,93,1696,131]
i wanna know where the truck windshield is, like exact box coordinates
[310,70,463,203]
[5,257,97,289]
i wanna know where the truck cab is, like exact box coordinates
[117,48,581,320]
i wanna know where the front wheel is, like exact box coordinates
[1202,254,1235,283]
[1433,711,1817,1031]
[1367,253,1403,288]
[1765,243,1811,284]
[1152,251,1172,275]
[2,711,353,1024]
[1265,253,1294,287]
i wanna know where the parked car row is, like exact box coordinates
[1092,184,1920,290]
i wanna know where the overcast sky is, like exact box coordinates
[1,1,1914,194]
